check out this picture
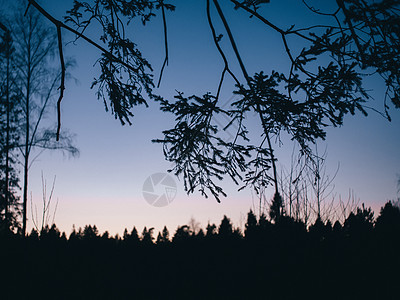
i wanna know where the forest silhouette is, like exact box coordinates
[1,200,399,299]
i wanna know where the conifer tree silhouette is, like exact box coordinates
[269,193,285,224]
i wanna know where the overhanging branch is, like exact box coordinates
[27,0,141,138]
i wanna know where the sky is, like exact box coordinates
[4,0,399,236]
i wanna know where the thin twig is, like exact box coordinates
[56,25,65,141]
[207,0,244,151]
[230,0,314,42]
[336,0,366,66]
[157,0,169,88]
[213,0,249,83]
[302,0,340,16]
[207,0,240,91]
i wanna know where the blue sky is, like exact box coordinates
[6,0,399,235]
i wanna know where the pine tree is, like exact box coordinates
[269,193,285,224]
[141,227,154,245]
[244,210,258,239]
[131,227,140,241]
[206,223,217,238]
[375,201,400,236]
[156,226,170,244]
[161,226,170,243]
[218,215,233,237]
[0,23,21,233]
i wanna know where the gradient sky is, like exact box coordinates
[6,0,399,236]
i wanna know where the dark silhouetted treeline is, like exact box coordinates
[1,201,400,299]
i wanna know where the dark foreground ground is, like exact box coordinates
[1,226,399,300]
[1,201,400,299]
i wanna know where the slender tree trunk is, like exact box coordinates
[22,157,28,235]
[22,86,30,236]
[22,60,32,236]
[315,151,321,219]
[266,133,279,196]
[4,34,11,231]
